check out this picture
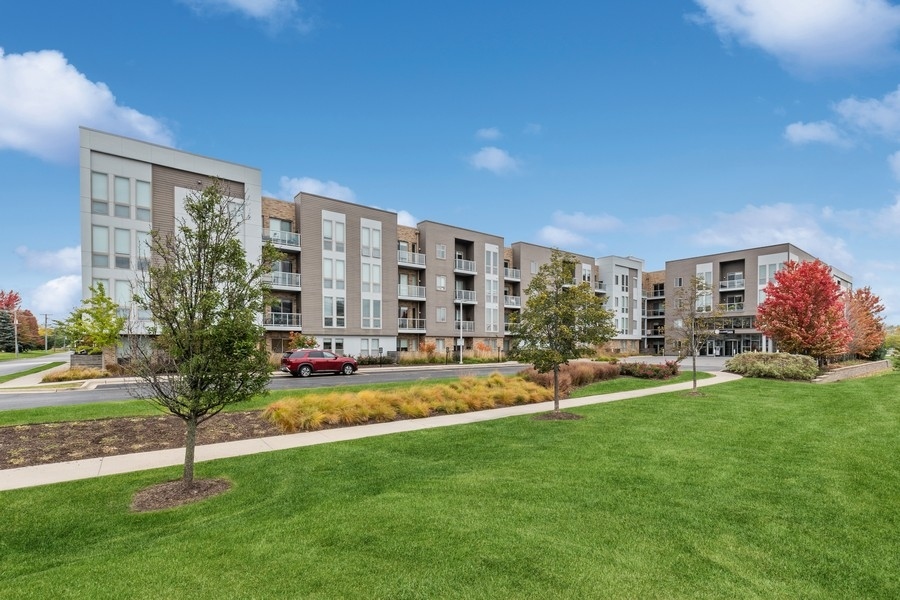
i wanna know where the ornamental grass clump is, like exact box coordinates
[263,374,553,433]
[618,361,679,380]
[724,352,819,381]
[41,367,110,383]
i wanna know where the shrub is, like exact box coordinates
[618,361,679,380]
[519,361,620,398]
[724,352,819,381]
[41,367,110,383]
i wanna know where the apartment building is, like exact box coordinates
[661,244,853,357]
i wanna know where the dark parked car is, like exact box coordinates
[280,349,359,377]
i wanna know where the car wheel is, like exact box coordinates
[299,364,312,377]
[341,363,354,375]
[289,369,300,377]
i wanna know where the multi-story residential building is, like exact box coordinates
[641,270,666,355]
[595,255,644,353]
[661,244,852,357]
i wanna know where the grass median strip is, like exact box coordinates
[0,373,896,598]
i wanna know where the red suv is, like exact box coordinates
[281,349,359,377]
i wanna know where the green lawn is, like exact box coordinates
[0,349,60,362]
[1,373,898,598]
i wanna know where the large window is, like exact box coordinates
[136,180,151,221]
[91,172,108,215]
[436,243,446,259]
[436,275,446,291]
[324,296,345,328]
[436,307,447,322]
[92,225,109,267]
[362,299,382,328]
[114,228,130,269]
[114,177,130,218]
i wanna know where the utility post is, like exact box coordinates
[41,313,51,351]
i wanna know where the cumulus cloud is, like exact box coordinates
[29,275,82,316]
[548,210,622,233]
[179,0,312,31]
[0,48,174,164]
[691,203,853,266]
[276,176,356,202]
[14,245,80,273]
[535,210,621,251]
[691,0,900,72]
[475,127,501,140]
[468,147,521,174]
[536,226,593,250]
[784,120,848,146]
[395,210,418,227]
[888,152,900,180]
[834,86,900,139]
[523,123,543,135]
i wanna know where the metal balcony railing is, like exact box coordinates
[453,320,475,332]
[398,284,426,299]
[454,289,477,303]
[454,258,477,274]
[719,279,745,290]
[504,267,521,280]
[398,318,426,330]
[263,228,300,248]
[263,312,302,328]
[503,295,522,308]
[398,250,426,268]
[265,272,301,289]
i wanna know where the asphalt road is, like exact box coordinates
[0,363,525,411]
[0,353,68,378]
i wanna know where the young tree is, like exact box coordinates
[0,290,21,311]
[510,249,616,411]
[666,275,723,392]
[17,310,41,350]
[130,179,279,487]
[756,260,851,365]
[55,283,125,354]
[287,332,318,350]
[845,287,886,359]
[0,311,16,353]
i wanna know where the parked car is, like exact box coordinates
[280,349,359,377]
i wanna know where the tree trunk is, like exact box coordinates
[553,365,560,412]
[183,415,198,486]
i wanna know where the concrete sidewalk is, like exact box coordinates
[0,371,741,491]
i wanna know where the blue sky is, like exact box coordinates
[2,0,900,324]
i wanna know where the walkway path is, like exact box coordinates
[0,370,741,491]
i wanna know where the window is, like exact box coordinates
[114,177,130,218]
[674,277,683,287]
[361,227,371,257]
[372,265,381,293]
[92,225,109,267]
[92,278,109,293]
[336,259,345,290]
[114,280,131,307]
[91,172,108,215]
[323,259,333,289]
[361,339,369,356]
[531,261,537,274]
[335,221,345,252]
[362,263,371,292]
[436,307,447,322]
[436,243,446,259]
[436,275,446,291]
[136,231,151,270]
[323,219,333,251]
[323,296,345,327]
[114,228,131,269]
[436,339,445,352]
[136,181,151,221]
[372,229,381,258]
[362,299,382,328]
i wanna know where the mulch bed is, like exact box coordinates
[130,478,233,512]
[0,411,281,470]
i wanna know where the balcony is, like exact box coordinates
[453,320,475,333]
[263,228,300,250]
[595,283,608,294]
[454,289,477,303]
[504,295,522,308]
[504,321,518,334]
[398,250,426,269]
[643,329,665,337]
[648,289,665,298]
[719,278,745,290]
[398,318,426,332]
[645,308,665,317]
[264,312,301,330]
[504,267,521,281]
[265,271,301,290]
[454,258,477,275]
[398,284,426,301]
[720,302,745,312]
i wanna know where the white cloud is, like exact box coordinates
[692,203,853,266]
[784,120,848,146]
[14,245,80,273]
[0,48,173,164]
[549,210,622,233]
[523,123,543,135]
[834,86,900,139]
[468,146,521,174]
[536,226,593,249]
[475,127,501,140]
[179,0,312,32]
[276,176,356,202]
[29,275,82,316]
[394,210,418,227]
[888,152,900,180]
[692,0,900,72]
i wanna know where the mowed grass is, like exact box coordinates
[0,361,64,385]
[2,372,898,598]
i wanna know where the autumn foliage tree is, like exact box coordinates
[845,287,886,359]
[0,290,21,311]
[756,260,851,364]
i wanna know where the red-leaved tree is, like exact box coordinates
[845,287,886,358]
[0,290,21,311]
[756,260,851,364]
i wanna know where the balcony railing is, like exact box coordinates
[398,250,426,268]
[398,318,426,331]
[264,312,302,329]
[648,290,665,298]
[504,295,522,308]
[398,284,426,300]
[453,320,475,333]
[454,258,477,274]
[645,309,665,317]
[265,271,301,289]
[263,228,300,249]
[504,321,518,334]
[720,302,745,312]
[719,279,745,290]
[642,329,665,337]
[504,267,521,280]
[595,283,608,293]
[454,289,477,303]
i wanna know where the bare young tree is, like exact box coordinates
[666,275,723,392]
[128,180,279,486]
